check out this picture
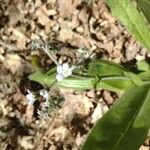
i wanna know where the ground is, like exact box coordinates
[0,0,150,149]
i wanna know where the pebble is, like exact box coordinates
[76,26,84,34]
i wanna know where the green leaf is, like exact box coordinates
[29,59,134,91]
[105,0,150,50]
[87,60,125,77]
[136,0,150,24]
[29,70,96,90]
[82,84,150,150]
[136,60,150,71]
[29,69,134,91]
[138,70,150,80]
[29,60,144,91]
[97,76,133,91]
[123,71,143,86]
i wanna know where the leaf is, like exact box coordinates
[105,0,150,50]
[29,70,96,90]
[136,0,150,24]
[136,59,150,71]
[87,60,125,77]
[123,71,143,86]
[29,69,55,85]
[29,60,143,91]
[29,69,134,91]
[97,76,133,91]
[138,70,150,80]
[87,60,137,90]
[29,59,134,91]
[82,84,150,150]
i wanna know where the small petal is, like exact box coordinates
[65,66,75,77]
[27,89,31,94]
[39,89,49,100]
[56,74,64,81]
[56,63,75,81]
[26,89,36,105]
[26,94,33,105]
[57,65,63,74]
[65,69,72,77]
[67,71,72,76]
[62,63,69,70]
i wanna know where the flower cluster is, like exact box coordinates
[26,89,49,105]
[26,89,64,118]
[27,39,91,118]
[31,39,76,81]
[39,89,49,101]
[56,63,75,81]
[26,89,36,105]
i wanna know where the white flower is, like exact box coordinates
[26,89,36,105]
[56,63,75,81]
[39,89,49,101]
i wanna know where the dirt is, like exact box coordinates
[0,0,149,149]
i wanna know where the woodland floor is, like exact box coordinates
[0,0,150,150]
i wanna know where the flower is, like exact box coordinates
[56,63,75,81]
[39,89,49,101]
[26,89,36,105]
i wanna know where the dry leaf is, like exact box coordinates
[61,93,93,121]
[11,28,29,50]
[58,23,73,42]
[6,3,24,25]
[18,136,35,149]
[57,0,81,19]
[36,5,54,33]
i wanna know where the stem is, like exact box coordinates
[41,42,59,66]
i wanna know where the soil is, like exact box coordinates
[0,0,149,149]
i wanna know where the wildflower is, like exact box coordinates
[26,89,36,105]
[56,63,75,81]
[39,89,49,101]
